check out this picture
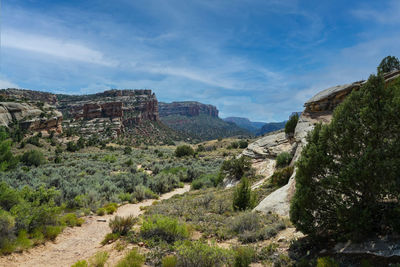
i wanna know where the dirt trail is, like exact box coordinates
[0,185,190,267]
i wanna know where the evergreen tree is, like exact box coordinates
[290,74,400,240]
[377,55,400,75]
[233,177,256,211]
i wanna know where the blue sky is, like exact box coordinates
[0,0,399,121]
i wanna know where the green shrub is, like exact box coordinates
[71,260,88,267]
[0,209,15,249]
[96,208,106,216]
[61,213,80,227]
[284,113,299,135]
[270,166,294,187]
[101,232,120,245]
[290,74,400,240]
[175,240,234,267]
[228,142,239,149]
[316,257,338,267]
[162,255,177,267]
[234,246,255,267]
[21,150,45,167]
[0,139,18,172]
[140,215,189,243]
[124,146,132,155]
[109,215,137,235]
[89,251,109,267]
[26,135,42,147]
[102,154,117,163]
[233,178,256,211]
[43,225,63,240]
[115,248,145,267]
[238,140,248,149]
[220,157,252,182]
[191,173,218,190]
[66,141,79,152]
[275,152,292,168]
[175,145,194,157]
[104,203,118,214]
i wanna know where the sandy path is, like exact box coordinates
[0,185,190,267]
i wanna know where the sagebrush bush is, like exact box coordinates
[109,215,137,235]
[270,166,294,187]
[275,152,292,168]
[140,215,189,243]
[132,185,158,201]
[175,240,234,267]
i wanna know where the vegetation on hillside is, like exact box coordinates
[160,114,252,141]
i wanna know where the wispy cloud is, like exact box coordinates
[352,0,400,24]
[2,29,117,66]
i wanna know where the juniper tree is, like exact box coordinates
[290,74,400,240]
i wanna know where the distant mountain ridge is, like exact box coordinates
[223,116,286,136]
[223,117,266,134]
[159,102,251,141]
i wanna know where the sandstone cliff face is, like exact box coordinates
[250,70,400,217]
[159,101,219,118]
[0,89,63,134]
[58,89,159,137]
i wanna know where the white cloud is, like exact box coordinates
[0,79,19,89]
[2,30,117,67]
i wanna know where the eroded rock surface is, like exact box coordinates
[0,92,63,134]
[159,101,219,118]
[58,89,159,137]
[242,130,294,159]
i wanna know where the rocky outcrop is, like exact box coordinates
[251,70,400,217]
[159,101,219,118]
[242,130,295,159]
[58,89,159,137]
[0,102,62,134]
[333,237,400,258]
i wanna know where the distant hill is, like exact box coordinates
[159,102,252,141]
[257,121,286,136]
[223,117,266,135]
[223,116,287,136]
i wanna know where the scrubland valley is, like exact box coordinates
[0,56,400,267]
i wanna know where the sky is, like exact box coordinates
[0,0,399,122]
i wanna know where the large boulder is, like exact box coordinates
[242,130,294,159]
